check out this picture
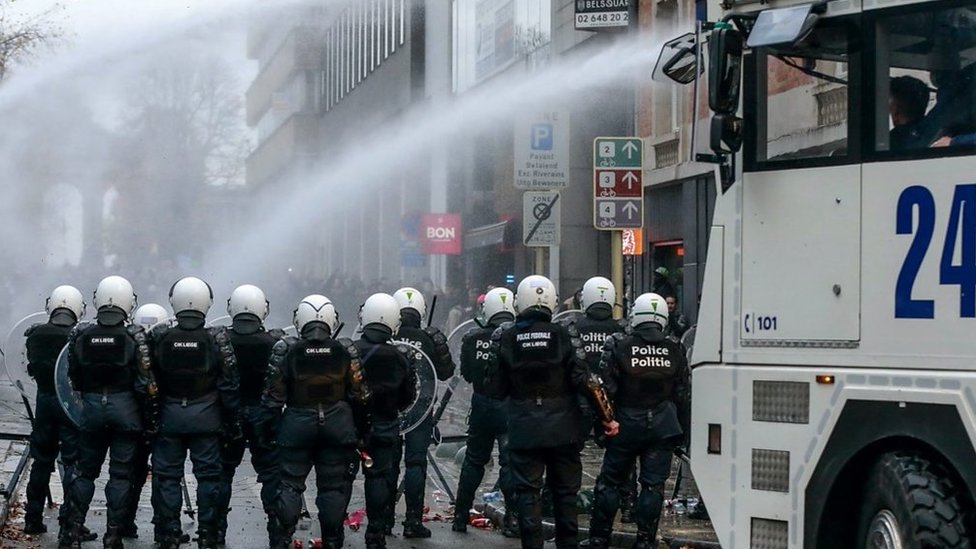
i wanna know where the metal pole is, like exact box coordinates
[534,248,545,275]
[611,231,624,319]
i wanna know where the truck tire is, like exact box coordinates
[858,452,971,549]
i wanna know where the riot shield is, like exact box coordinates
[54,338,85,428]
[2,311,48,406]
[392,341,438,435]
[553,309,584,326]
[434,320,481,442]
[208,315,232,327]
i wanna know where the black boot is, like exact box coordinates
[502,510,520,538]
[119,522,138,539]
[365,530,387,549]
[103,523,123,549]
[632,531,655,549]
[80,524,98,541]
[402,516,431,538]
[156,536,181,549]
[23,517,47,534]
[57,523,81,549]
[198,526,219,549]
[580,537,610,549]
[451,513,467,533]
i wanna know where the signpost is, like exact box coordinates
[523,191,560,247]
[575,0,632,30]
[515,111,569,190]
[593,137,643,230]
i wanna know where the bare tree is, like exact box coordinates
[0,1,63,82]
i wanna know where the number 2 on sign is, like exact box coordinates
[895,184,976,318]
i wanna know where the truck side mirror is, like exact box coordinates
[654,32,701,85]
[710,114,743,154]
[708,26,742,114]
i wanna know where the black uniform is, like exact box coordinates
[587,324,690,548]
[23,310,79,533]
[149,312,239,549]
[493,309,613,549]
[354,326,417,549]
[393,309,454,534]
[216,316,283,544]
[62,308,154,549]
[262,328,370,549]
[452,315,515,531]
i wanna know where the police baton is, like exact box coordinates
[426,296,438,328]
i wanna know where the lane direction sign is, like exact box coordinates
[593,137,643,230]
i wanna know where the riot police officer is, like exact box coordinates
[23,286,85,536]
[216,285,283,545]
[391,287,454,538]
[452,287,518,537]
[585,293,691,549]
[493,275,618,549]
[61,276,155,549]
[120,303,171,540]
[573,277,636,521]
[149,277,240,549]
[262,295,370,549]
[354,294,417,549]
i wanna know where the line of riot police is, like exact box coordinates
[17,273,688,549]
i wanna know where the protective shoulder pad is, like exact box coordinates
[565,321,581,339]
[149,321,171,340]
[24,322,44,337]
[394,342,425,366]
[491,321,514,343]
[337,337,360,359]
[267,327,286,340]
[423,325,447,345]
[611,331,628,344]
[269,337,292,365]
[126,323,148,342]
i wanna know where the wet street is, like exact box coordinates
[0,378,715,548]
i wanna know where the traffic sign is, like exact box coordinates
[515,111,569,190]
[523,191,561,247]
[593,137,643,230]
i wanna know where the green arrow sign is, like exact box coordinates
[593,138,642,169]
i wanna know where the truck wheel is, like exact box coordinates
[858,452,970,549]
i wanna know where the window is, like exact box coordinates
[872,5,976,155]
[747,19,856,167]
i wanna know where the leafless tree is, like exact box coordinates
[0,1,63,82]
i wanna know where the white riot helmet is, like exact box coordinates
[293,294,338,333]
[169,276,213,315]
[227,284,269,320]
[580,276,616,312]
[132,303,168,330]
[393,287,426,318]
[482,287,515,323]
[359,293,401,334]
[46,285,86,319]
[515,275,558,315]
[93,275,137,315]
[630,292,669,329]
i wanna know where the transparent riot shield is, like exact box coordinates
[392,341,438,435]
[553,309,584,326]
[208,315,232,327]
[2,311,48,407]
[54,338,85,428]
[435,320,481,443]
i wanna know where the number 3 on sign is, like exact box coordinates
[895,184,976,319]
